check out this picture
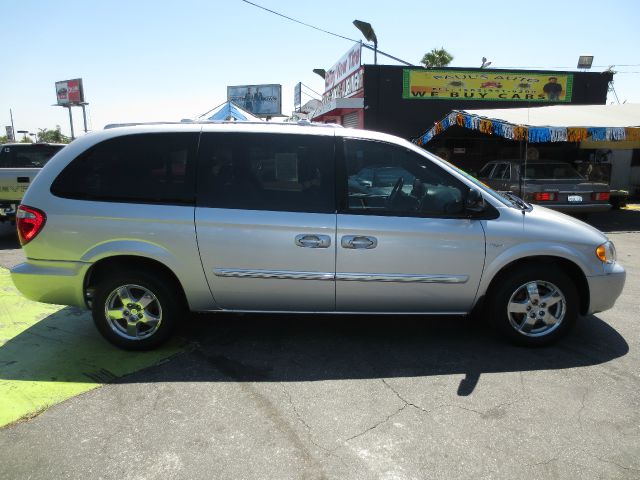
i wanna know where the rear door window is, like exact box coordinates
[0,145,64,168]
[50,133,198,204]
[478,163,495,178]
[196,132,335,213]
[491,163,509,179]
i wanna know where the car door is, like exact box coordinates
[336,138,486,313]
[195,130,337,311]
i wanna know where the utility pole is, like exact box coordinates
[9,109,15,141]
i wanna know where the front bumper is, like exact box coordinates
[586,263,626,315]
[11,259,90,308]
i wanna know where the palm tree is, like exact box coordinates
[421,48,454,68]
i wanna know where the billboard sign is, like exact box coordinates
[227,84,282,117]
[323,67,364,103]
[403,69,574,102]
[324,43,362,93]
[55,78,85,105]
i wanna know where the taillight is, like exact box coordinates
[16,205,46,245]
[591,192,610,201]
[533,192,558,201]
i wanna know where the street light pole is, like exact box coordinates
[353,20,378,65]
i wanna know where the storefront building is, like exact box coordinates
[415,104,640,197]
[311,45,613,140]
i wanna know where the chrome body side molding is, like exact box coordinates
[213,268,334,281]
[214,268,468,284]
[337,273,469,283]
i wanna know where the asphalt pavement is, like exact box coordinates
[0,210,639,480]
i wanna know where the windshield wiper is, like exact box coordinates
[499,191,530,210]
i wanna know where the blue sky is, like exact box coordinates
[1,0,639,137]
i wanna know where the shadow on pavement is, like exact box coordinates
[585,207,640,232]
[0,309,629,397]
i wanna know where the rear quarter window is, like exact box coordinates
[50,133,198,204]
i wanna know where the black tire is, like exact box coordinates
[92,269,181,350]
[489,265,578,347]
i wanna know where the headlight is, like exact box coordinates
[596,241,616,264]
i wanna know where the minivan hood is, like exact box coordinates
[523,204,608,246]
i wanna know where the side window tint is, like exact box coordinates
[344,139,467,216]
[0,145,63,168]
[51,133,197,204]
[492,163,508,179]
[197,133,335,213]
[478,163,494,178]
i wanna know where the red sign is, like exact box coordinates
[323,67,364,102]
[55,79,84,105]
[324,43,362,92]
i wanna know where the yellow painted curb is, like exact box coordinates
[0,268,183,427]
[624,204,640,211]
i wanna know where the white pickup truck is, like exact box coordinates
[0,143,65,221]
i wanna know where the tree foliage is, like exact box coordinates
[0,126,71,144]
[37,126,71,144]
[421,47,454,68]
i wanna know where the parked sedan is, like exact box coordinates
[478,160,611,213]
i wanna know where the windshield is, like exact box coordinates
[427,154,515,207]
[524,163,584,180]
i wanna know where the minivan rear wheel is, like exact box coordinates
[92,269,179,350]
[490,265,578,346]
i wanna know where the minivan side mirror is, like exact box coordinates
[465,188,486,213]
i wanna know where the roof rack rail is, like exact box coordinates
[104,120,345,129]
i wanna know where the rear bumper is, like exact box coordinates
[10,259,89,308]
[545,203,611,214]
[586,263,626,315]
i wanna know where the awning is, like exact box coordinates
[415,104,640,145]
[311,98,364,122]
[197,101,264,122]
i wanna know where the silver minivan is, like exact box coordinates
[10,123,626,349]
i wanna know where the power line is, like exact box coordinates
[301,82,322,97]
[240,0,414,66]
[498,64,640,70]
[240,0,358,43]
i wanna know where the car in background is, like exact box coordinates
[478,160,611,214]
[0,143,66,220]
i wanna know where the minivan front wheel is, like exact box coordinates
[490,266,578,346]
[92,270,179,350]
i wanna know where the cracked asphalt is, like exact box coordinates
[0,209,639,480]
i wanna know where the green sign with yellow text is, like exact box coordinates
[403,69,573,102]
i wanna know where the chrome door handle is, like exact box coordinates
[341,235,378,249]
[295,234,331,248]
